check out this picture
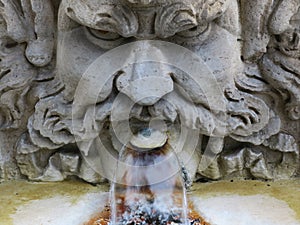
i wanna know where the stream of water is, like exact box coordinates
[110,140,189,225]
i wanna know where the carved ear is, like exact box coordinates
[197,0,230,23]
[25,0,55,67]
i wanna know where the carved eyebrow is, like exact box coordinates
[64,2,118,32]
[64,2,138,37]
[155,2,198,38]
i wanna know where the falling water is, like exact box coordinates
[109,128,189,225]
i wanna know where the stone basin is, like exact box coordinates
[0,179,299,225]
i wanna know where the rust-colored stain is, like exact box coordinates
[84,201,210,225]
[85,205,110,225]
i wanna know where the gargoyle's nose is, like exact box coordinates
[116,48,174,105]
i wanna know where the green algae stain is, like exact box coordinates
[0,180,109,225]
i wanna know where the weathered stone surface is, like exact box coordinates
[0,0,299,184]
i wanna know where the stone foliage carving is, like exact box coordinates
[0,0,299,183]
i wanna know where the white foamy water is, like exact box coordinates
[10,192,300,225]
[11,193,108,225]
[192,194,300,225]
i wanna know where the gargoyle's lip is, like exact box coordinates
[108,116,181,154]
[129,128,168,150]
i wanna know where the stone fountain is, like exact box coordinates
[0,0,299,224]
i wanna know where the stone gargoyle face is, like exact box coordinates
[11,0,297,184]
[50,0,270,180]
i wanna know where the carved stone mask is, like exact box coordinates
[2,0,298,183]
[52,0,274,181]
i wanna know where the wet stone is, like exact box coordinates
[85,203,210,225]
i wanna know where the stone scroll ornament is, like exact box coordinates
[0,0,298,183]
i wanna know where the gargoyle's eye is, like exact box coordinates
[88,28,121,40]
[172,23,211,46]
[85,27,124,49]
[176,24,209,38]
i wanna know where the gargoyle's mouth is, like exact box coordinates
[89,101,192,184]
[108,106,181,154]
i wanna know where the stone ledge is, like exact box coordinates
[0,180,299,225]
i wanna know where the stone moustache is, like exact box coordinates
[0,0,299,184]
